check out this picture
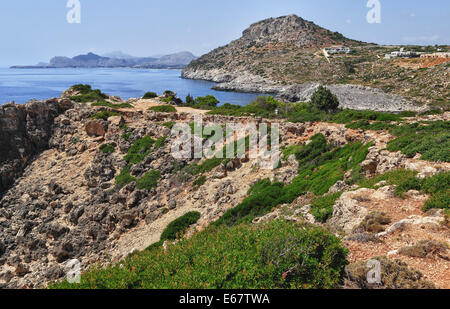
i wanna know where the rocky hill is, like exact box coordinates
[11,52,197,70]
[0,86,449,289]
[182,15,449,110]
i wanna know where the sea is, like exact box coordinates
[0,68,266,106]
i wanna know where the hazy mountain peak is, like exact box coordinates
[102,51,137,59]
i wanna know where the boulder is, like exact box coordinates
[328,189,371,234]
[85,120,106,136]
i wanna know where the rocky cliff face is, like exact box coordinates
[0,99,73,195]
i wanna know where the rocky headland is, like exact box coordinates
[182,15,449,110]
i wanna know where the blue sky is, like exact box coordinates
[0,0,448,66]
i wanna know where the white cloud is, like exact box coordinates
[409,13,416,18]
[345,19,352,24]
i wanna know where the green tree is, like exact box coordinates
[310,86,340,112]
[195,95,219,108]
[185,93,195,105]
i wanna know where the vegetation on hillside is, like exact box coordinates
[143,92,158,99]
[358,170,449,212]
[90,111,121,121]
[387,121,450,162]
[214,134,372,226]
[50,220,348,289]
[148,105,177,113]
[70,84,108,103]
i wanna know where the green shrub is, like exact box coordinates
[387,121,450,162]
[136,170,161,190]
[310,86,339,112]
[394,176,422,197]
[154,136,167,149]
[185,93,195,105]
[90,111,121,121]
[420,109,444,116]
[124,136,155,164]
[359,170,449,212]
[215,134,371,226]
[214,180,284,226]
[424,190,450,211]
[115,165,136,188]
[422,171,450,194]
[160,211,201,241]
[143,92,158,99]
[71,84,94,94]
[346,120,394,131]
[50,220,348,289]
[163,90,176,97]
[282,144,302,160]
[358,169,417,189]
[161,96,173,103]
[193,175,207,188]
[99,144,115,154]
[162,121,175,129]
[121,132,132,141]
[193,95,219,108]
[311,193,343,223]
[149,105,177,113]
[70,85,108,103]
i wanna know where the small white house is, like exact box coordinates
[385,49,419,59]
[324,46,352,54]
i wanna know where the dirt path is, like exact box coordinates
[118,98,209,115]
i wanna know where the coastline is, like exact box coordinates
[181,68,429,112]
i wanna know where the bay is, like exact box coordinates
[0,68,266,106]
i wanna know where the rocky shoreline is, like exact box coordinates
[182,69,427,112]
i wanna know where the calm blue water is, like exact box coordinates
[0,68,265,106]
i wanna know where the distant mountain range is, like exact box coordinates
[11,51,197,69]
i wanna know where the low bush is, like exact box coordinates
[162,121,175,129]
[136,170,161,190]
[149,105,177,113]
[387,121,450,162]
[352,212,392,234]
[115,165,136,188]
[160,211,201,241]
[193,175,207,188]
[310,193,343,223]
[154,136,167,149]
[70,84,108,103]
[346,257,435,289]
[90,111,121,121]
[359,170,449,212]
[424,190,450,211]
[143,92,158,99]
[99,144,115,154]
[124,136,155,164]
[50,220,348,289]
[398,240,448,258]
[71,84,94,94]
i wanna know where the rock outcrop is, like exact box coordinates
[0,99,73,196]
